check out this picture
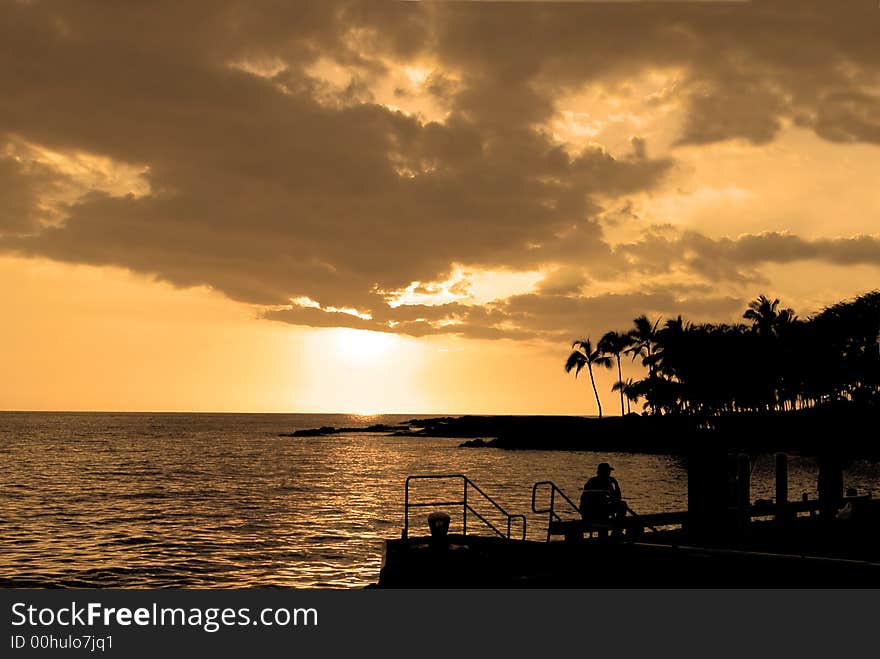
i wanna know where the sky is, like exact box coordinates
[2,1,879,414]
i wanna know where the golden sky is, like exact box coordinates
[2,1,879,414]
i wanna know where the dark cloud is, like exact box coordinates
[264,300,535,340]
[1,1,879,341]
[0,1,672,314]
[630,137,647,160]
[0,155,65,235]
[535,267,589,296]
[729,232,880,267]
[676,77,786,146]
[812,92,880,144]
[264,288,746,342]
[427,0,880,146]
[498,290,745,340]
[616,231,880,282]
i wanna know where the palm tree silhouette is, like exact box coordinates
[570,291,878,416]
[612,378,637,414]
[626,315,661,414]
[744,295,784,335]
[776,307,798,327]
[599,330,633,416]
[565,338,613,418]
[627,315,661,367]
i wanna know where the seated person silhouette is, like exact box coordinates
[580,463,624,534]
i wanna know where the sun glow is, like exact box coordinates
[404,65,431,86]
[331,328,395,363]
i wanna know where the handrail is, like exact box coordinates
[620,502,660,534]
[531,481,582,541]
[531,480,660,540]
[404,474,526,541]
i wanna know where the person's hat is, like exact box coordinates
[597,462,614,473]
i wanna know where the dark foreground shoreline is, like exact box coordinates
[282,404,880,459]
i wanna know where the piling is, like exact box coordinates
[687,449,730,540]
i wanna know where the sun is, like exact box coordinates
[331,328,395,363]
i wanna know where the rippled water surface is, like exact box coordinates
[2,412,878,588]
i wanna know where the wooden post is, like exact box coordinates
[804,492,816,518]
[775,452,788,525]
[687,449,730,541]
[737,453,751,532]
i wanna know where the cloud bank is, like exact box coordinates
[2,1,879,340]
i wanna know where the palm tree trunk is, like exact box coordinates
[646,346,657,416]
[616,354,624,416]
[587,363,603,418]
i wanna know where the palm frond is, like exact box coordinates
[564,351,586,376]
[572,338,592,354]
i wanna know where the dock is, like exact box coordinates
[376,454,880,587]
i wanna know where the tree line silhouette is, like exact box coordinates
[566,291,880,418]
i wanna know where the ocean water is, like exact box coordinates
[1,412,878,589]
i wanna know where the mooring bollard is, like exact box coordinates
[427,511,451,545]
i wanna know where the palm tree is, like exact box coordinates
[776,307,798,327]
[744,295,799,410]
[743,294,780,336]
[598,330,633,416]
[612,378,637,414]
[627,315,661,369]
[565,338,613,418]
[574,290,879,416]
[626,315,661,414]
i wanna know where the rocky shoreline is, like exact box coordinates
[280,404,880,458]
[279,423,409,437]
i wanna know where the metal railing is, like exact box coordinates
[533,481,666,541]
[531,481,583,541]
[403,474,526,541]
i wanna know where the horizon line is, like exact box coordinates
[0,408,602,417]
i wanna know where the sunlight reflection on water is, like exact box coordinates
[1,412,878,588]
